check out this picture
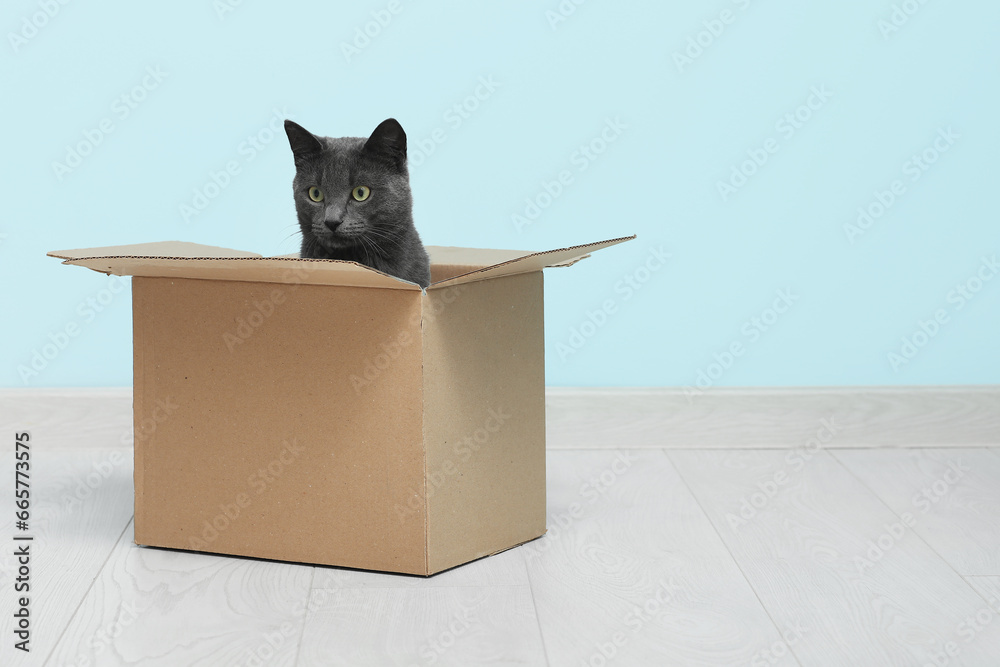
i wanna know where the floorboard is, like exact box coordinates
[834,448,1000,575]
[526,449,799,667]
[0,448,134,666]
[546,386,1000,449]
[0,388,998,666]
[0,388,132,450]
[668,448,1000,666]
[45,521,313,667]
[296,585,546,667]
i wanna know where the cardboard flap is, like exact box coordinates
[425,246,534,270]
[48,241,263,260]
[428,235,637,288]
[47,241,422,290]
[48,235,637,290]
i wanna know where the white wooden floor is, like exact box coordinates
[1,388,999,666]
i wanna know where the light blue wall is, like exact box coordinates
[3,0,998,388]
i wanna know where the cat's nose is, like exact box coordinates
[324,219,343,232]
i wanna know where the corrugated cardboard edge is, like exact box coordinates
[428,234,637,288]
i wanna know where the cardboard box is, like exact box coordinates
[48,235,634,575]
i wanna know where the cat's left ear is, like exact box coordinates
[364,118,407,168]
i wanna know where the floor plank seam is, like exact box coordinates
[826,450,983,591]
[658,449,808,667]
[290,566,317,667]
[41,516,135,667]
[960,576,1000,609]
[522,552,553,667]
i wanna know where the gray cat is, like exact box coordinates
[283,118,431,288]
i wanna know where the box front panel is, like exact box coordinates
[422,272,547,573]
[133,277,427,573]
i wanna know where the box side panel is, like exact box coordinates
[132,277,427,574]
[422,272,546,573]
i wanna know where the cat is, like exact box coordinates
[283,118,432,288]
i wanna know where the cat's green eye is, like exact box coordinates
[352,186,371,202]
[307,186,324,202]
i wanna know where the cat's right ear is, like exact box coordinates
[284,120,322,163]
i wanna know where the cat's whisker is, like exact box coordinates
[369,236,386,259]
[366,232,401,247]
[364,228,404,249]
[360,235,379,266]
[302,237,320,259]
[362,234,389,259]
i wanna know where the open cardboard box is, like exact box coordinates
[48,235,634,575]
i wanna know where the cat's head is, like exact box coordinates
[284,118,412,254]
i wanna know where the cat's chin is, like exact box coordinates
[311,234,363,253]
[321,236,360,250]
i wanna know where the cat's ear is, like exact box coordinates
[364,118,406,168]
[284,120,323,163]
